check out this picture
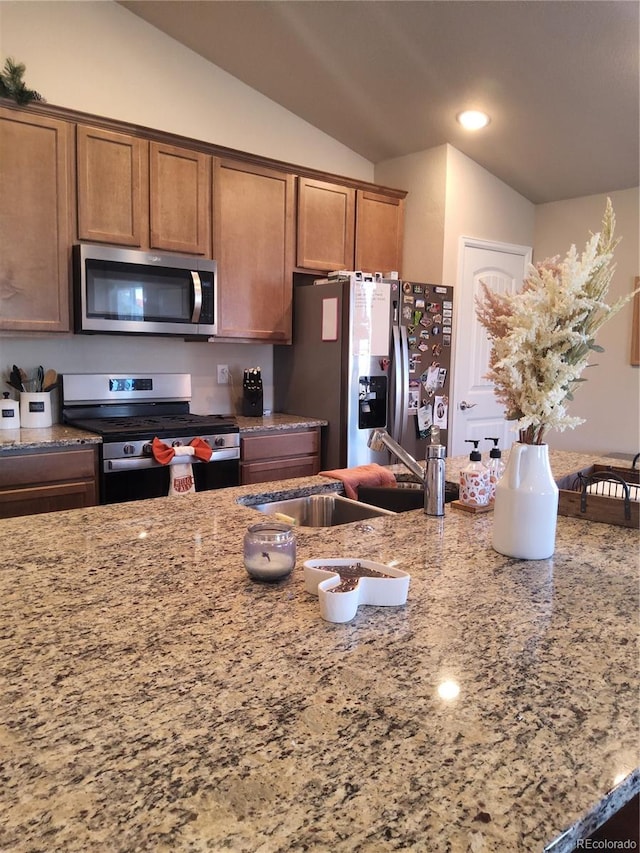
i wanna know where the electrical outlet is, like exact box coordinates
[217,365,229,385]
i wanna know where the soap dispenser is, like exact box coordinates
[459,440,490,507]
[485,437,505,503]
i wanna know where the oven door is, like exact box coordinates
[101,457,240,504]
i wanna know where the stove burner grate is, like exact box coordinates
[66,413,238,440]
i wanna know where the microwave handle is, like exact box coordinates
[191,271,202,323]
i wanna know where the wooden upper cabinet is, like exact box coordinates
[214,158,295,341]
[0,107,72,332]
[77,124,149,247]
[149,141,211,255]
[297,177,355,271]
[77,126,211,254]
[355,189,404,276]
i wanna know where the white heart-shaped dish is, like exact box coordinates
[304,558,410,623]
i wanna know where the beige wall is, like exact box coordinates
[375,144,535,284]
[534,188,639,454]
[0,0,374,415]
[374,146,448,283]
[441,146,535,284]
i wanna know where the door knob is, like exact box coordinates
[459,400,477,411]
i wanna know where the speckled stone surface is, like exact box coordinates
[236,413,328,433]
[0,451,637,852]
[0,415,324,453]
[0,423,102,451]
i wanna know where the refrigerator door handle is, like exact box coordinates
[390,324,402,442]
[398,324,409,442]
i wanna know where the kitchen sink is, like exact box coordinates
[249,493,396,527]
[358,481,460,513]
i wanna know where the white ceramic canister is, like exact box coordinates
[20,391,53,428]
[492,443,559,560]
[0,392,20,430]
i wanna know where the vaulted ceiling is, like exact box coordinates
[120,0,639,204]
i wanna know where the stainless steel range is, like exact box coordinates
[62,374,240,504]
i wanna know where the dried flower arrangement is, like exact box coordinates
[476,199,634,445]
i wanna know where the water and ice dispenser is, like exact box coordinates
[358,375,388,429]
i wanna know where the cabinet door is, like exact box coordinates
[214,158,294,341]
[355,189,404,276]
[0,108,72,332]
[297,177,355,271]
[77,125,149,246]
[150,142,211,255]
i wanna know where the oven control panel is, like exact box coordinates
[103,437,240,472]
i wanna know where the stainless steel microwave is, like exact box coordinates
[73,243,217,337]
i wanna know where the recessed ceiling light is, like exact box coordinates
[457,110,490,130]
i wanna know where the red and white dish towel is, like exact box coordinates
[152,436,213,496]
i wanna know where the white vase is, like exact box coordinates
[492,443,559,560]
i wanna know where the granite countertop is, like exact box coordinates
[235,412,328,432]
[0,414,325,452]
[0,451,637,852]
[0,423,102,451]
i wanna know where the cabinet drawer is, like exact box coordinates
[241,429,319,463]
[241,455,320,485]
[0,448,98,488]
[0,480,98,518]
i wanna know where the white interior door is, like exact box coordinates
[450,238,532,457]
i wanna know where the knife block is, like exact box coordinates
[242,383,263,417]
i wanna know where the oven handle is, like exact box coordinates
[104,447,240,473]
[191,271,203,323]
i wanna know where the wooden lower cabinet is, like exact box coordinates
[0,446,99,518]
[240,428,320,485]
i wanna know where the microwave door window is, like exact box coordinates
[144,278,191,322]
[86,262,193,323]
[86,267,147,320]
[87,275,137,319]
[114,285,143,319]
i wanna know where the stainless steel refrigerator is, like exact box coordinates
[274,272,454,470]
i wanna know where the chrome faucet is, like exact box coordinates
[367,428,446,516]
[368,428,425,482]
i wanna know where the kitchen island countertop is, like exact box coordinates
[0,450,637,852]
